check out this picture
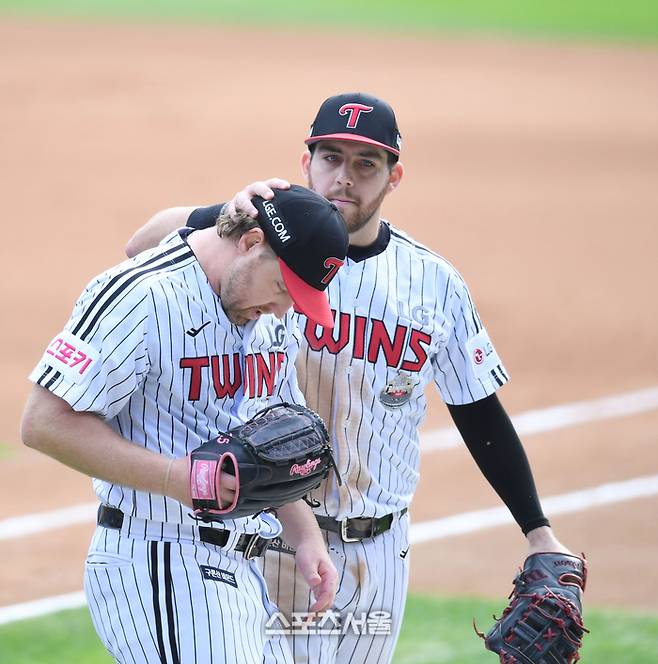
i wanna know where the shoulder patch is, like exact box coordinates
[465,328,502,380]
[40,330,98,383]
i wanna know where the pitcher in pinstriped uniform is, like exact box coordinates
[126,93,579,664]
[21,185,349,664]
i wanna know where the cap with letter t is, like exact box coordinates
[252,184,348,329]
[305,92,402,157]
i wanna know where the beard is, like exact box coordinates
[220,259,254,326]
[308,175,389,236]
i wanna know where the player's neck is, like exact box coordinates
[186,227,233,295]
[348,216,383,248]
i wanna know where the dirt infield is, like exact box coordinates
[1,19,657,612]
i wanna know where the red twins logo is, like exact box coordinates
[339,103,373,128]
[473,348,484,365]
[321,257,344,285]
[290,458,322,476]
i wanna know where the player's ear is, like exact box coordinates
[238,227,265,253]
[300,150,311,178]
[387,161,404,193]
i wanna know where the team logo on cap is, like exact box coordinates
[338,103,374,129]
[321,257,344,285]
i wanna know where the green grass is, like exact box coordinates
[0,0,658,41]
[1,595,657,663]
[0,607,112,664]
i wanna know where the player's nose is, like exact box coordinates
[272,295,293,319]
[335,163,353,187]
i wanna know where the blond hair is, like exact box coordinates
[216,208,260,240]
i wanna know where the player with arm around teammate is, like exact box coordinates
[21,185,348,664]
[126,93,581,664]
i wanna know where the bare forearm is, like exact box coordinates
[21,386,190,504]
[277,500,325,550]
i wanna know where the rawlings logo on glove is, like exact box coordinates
[189,403,338,521]
[477,552,588,664]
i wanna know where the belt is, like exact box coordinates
[97,505,270,560]
[316,509,407,543]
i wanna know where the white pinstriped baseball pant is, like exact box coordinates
[262,512,410,664]
[84,524,293,663]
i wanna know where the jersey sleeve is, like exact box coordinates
[28,270,152,419]
[431,273,509,405]
[187,204,225,230]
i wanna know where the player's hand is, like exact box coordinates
[167,456,237,508]
[293,540,338,613]
[224,178,291,218]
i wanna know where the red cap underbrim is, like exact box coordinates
[278,259,334,328]
[305,133,400,157]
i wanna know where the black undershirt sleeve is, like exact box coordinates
[446,393,550,535]
[187,203,225,230]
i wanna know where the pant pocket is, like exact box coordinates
[85,551,133,568]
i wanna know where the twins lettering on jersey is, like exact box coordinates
[180,352,286,400]
[303,312,431,371]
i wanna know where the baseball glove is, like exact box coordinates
[189,403,337,520]
[477,552,588,663]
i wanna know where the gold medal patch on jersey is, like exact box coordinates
[379,371,416,408]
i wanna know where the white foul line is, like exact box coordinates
[0,502,98,542]
[1,385,657,543]
[409,473,658,544]
[1,473,658,626]
[1,386,657,624]
[421,385,658,452]
[0,592,86,626]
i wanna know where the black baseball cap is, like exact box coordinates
[252,185,348,328]
[305,92,402,157]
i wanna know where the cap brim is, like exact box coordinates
[278,259,334,328]
[305,133,400,157]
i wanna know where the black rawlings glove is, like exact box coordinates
[478,553,588,663]
[189,403,337,520]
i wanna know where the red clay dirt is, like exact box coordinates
[1,19,657,613]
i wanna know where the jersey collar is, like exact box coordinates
[347,221,390,263]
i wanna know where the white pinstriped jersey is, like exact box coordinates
[29,231,304,536]
[297,222,509,519]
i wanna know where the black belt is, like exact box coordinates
[97,505,270,560]
[316,509,407,543]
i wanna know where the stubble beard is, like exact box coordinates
[308,174,389,236]
[220,261,252,326]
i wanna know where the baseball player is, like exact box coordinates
[21,185,349,664]
[126,93,578,664]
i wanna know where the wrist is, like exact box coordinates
[163,457,191,507]
[525,526,572,555]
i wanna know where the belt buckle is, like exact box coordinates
[243,534,270,560]
[340,518,368,543]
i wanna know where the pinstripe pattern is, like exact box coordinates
[264,221,507,664]
[31,231,301,662]
[296,222,508,522]
[85,526,291,663]
[29,233,302,533]
[262,513,410,664]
